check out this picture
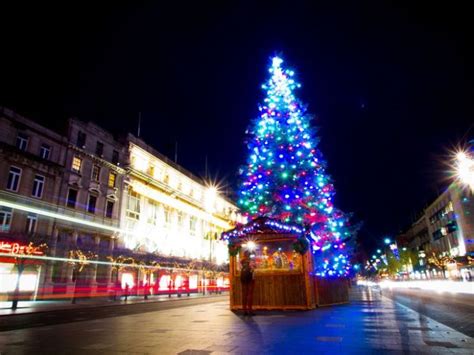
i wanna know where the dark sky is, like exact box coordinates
[2,2,473,251]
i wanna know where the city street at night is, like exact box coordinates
[1,2,474,354]
[0,287,473,354]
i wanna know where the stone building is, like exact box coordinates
[117,134,243,291]
[425,183,474,258]
[0,107,66,299]
[49,118,127,297]
[0,108,242,300]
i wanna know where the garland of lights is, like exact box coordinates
[236,56,353,277]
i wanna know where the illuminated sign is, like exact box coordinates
[0,241,45,256]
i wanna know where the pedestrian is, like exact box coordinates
[124,283,129,301]
[240,250,256,316]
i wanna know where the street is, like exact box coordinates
[0,286,473,354]
[383,286,474,337]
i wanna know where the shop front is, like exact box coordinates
[0,240,44,301]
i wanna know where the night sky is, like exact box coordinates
[2,2,473,251]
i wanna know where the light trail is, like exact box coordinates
[0,252,207,273]
[0,199,122,233]
[379,280,474,295]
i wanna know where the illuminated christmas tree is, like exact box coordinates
[238,56,353,276]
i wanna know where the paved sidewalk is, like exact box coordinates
[0,292,227,316]
[0,286,473,354]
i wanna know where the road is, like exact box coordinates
[0,287,473,354]
[383,287,474,337]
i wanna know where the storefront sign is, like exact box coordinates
[0,241,44,256]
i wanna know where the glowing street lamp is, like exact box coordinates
[455,150,474,191]
[384,238,391,245]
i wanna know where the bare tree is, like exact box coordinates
[428,251,455,279]
[7,234,48,310]
[68,249,97,304]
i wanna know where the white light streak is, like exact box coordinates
[379,280,474,295]
[0,199,121,233]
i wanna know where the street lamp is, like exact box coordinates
[455,150,474,191]
[384,238,391,245]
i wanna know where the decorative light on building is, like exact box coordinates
[205,185,218,213]
[455,150,474,191]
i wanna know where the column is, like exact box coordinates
[65,230,79,296]
[89,235,101,296]
[41,227,59,297]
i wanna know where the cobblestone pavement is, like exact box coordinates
[0,286,473,354]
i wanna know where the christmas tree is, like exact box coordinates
[238,56,352,277]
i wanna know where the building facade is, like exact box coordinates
[0,107,66,299]
[47,118,127,297]
[0,107,242,300]
[121,135,243,265]
[397,182,474,279]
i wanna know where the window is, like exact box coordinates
[32,175,45,198]
[7,166,22,191]
[67,189,78,208]
[112,150,119,164]
[177,211,184,226]
[77,131,86,147]
[16,133,29,151]
[96,141,104,156]
[148,165,155,177]
[147,200,157,224]
[26,213,38,234]
[126,191,140,219]
[87,194,97,213]
[39,144,51,160]
[105,200,114,218]
[91,165,101,182]
[164,206,171,224]
[108,172,116,188]
[71,156,82,173]
[190,216,197,233]
[0,208,12,232]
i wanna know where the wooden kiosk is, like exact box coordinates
[223,217,349,311]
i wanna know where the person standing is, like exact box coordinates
[240,250,256,316]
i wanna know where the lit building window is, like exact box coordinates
[164,206,171,225]
[26,213,38,234]
[71,156,82,173]
[7,166,21,192]
[108,172,116,188]
[148,165,155,177]
[91,165,101,182]
[177,211,184,226]
[0,207,12,232]
[32,175,45,198]
[126,191,141,220]
[190,216,197,233]
[147,200,157,225]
